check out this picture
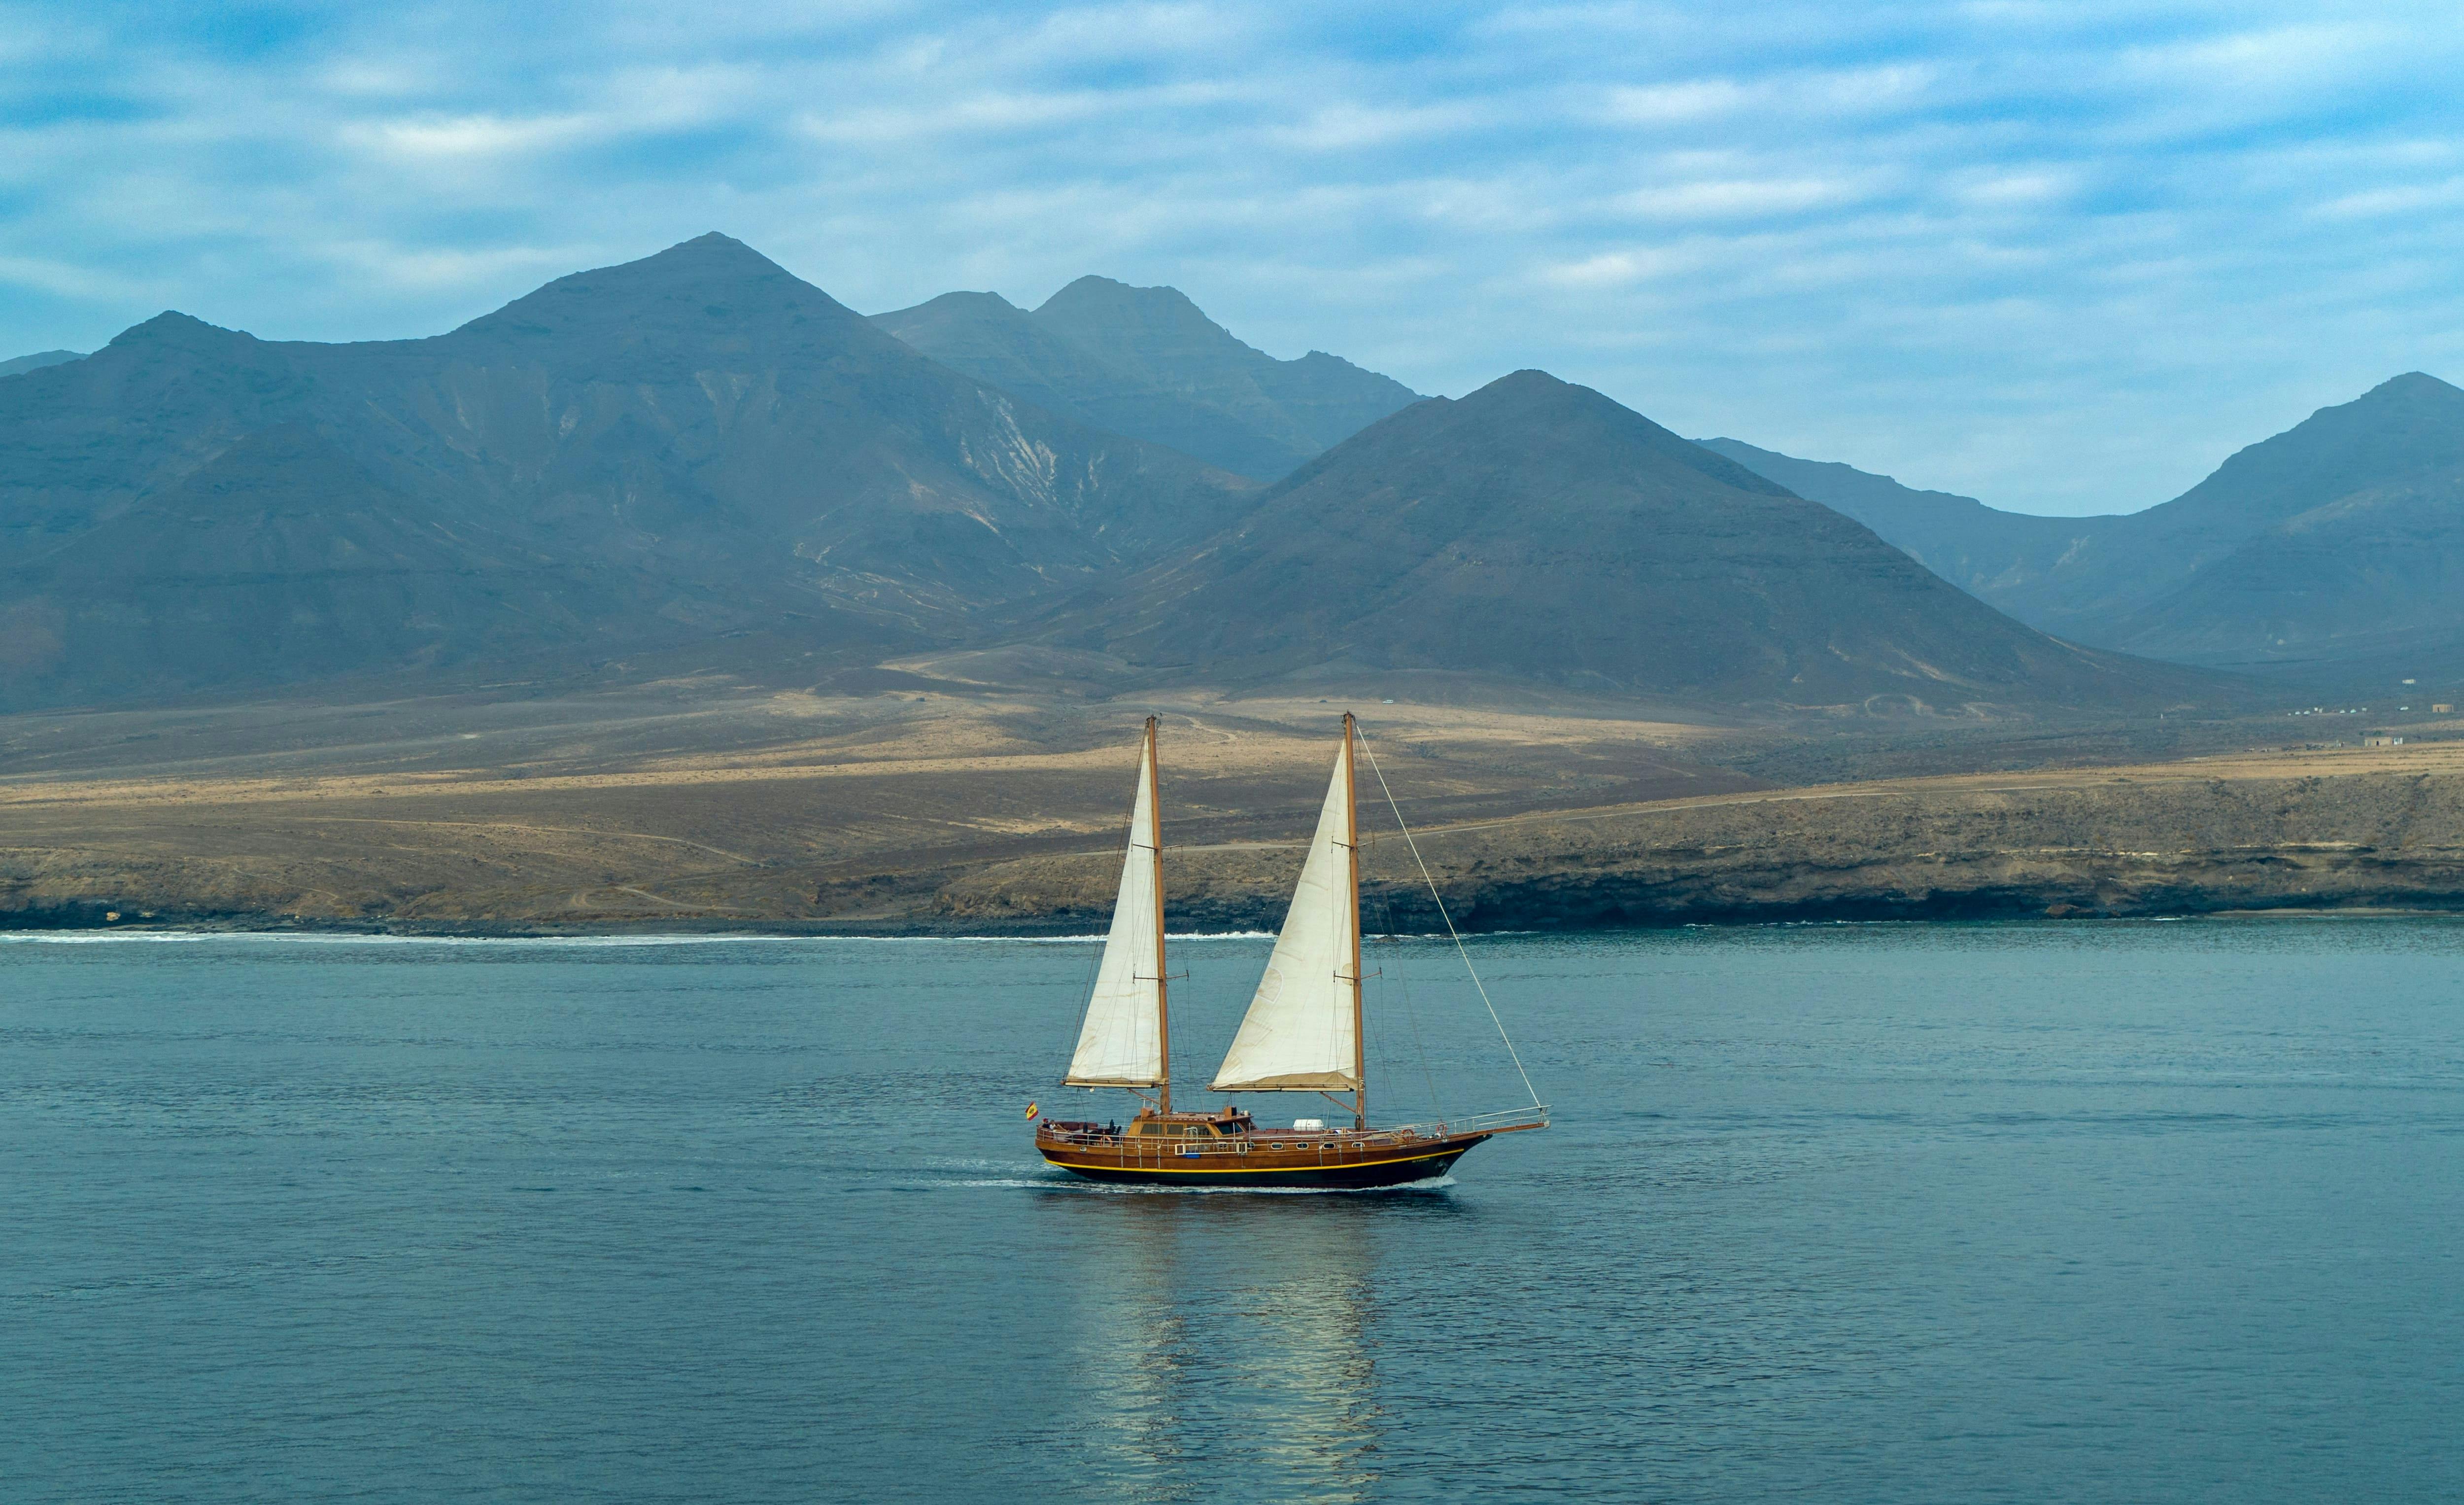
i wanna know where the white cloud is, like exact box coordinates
[2115,22,2394,91]
[2317,175,2464,218]
[356,113,605,162]
[1951,167,2082,208]
[1599,78,1753,124]
[1269,100,1499,152]
[0,253,161,303]
[1613,175,1877,221]
[1538,247,1705,287]
[1598,64,1932,127]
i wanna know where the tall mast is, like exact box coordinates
[1148,716,1171,1117]
[1345,712,1366,1130]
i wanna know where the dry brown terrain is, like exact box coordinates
[0,682,1750,928]
[5,675,2459,931]
[954,739,2464,930]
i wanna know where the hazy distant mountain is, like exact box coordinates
[0,235,1253,710]
[1055,372,2208,708]
[1697,438,2089,601]
[0,350,82,378]
[874,277,1419,480]
[1708,373,2464,669]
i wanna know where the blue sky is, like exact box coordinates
[4,1,2461,514]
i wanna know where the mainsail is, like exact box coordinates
[1063,720,1168,1089]
[1210,722,1361,1094]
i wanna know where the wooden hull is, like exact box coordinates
[1038,1130,1492,1189]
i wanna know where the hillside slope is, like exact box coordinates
[0,350,82,379]
[1697,437,2088,601]
[1053,371,2219,710]
[1710,374,2464,670]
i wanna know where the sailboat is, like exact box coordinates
[1034,713,1548,1188]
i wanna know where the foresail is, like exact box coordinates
[1209,739,1359,1091]
[1064,746,1165,1086]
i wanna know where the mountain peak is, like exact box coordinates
[904,290,1027,317]
[1461,368,1574,403]
[642,231,779,271]
[541,232,805,291]
[2355,370,2464,407]
[2168,369,2464,529]
[1415,369,1793,499]
[106,312,258,354]
[1040,273,1199,310]
[450,234,863,348]
[1034,276,1225,344]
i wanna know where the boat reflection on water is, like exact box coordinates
[1050,1188,1461,1502]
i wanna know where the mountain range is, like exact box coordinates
[10,229,2450,720]
[873,277,1419,481]
[1706,371,2464,671]
[0,235,1253,709]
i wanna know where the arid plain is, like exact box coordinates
[9,663,2462,932]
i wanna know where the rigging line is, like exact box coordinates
[1370,876,1446,1125]
[1355,726,1542,1112]
[1394,940,1447,1127]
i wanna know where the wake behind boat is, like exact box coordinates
[1033,713,1548,1189]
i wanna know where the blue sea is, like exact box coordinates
[5,921,2461,1503]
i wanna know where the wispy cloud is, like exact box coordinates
[0,0,2460,514]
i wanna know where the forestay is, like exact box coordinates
[1063,737,1165,1087]
[1210,738,1359,1092]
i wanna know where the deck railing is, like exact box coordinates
[1380,1105,1552,1139]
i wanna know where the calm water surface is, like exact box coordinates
[5,922,2461,1503]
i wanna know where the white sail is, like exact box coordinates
[1063,735,1166,1087]
[1210,735,1359,1092]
